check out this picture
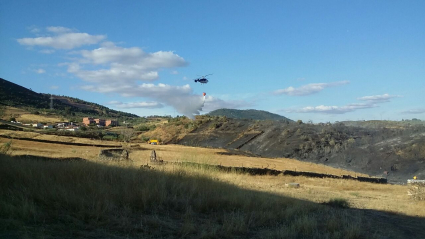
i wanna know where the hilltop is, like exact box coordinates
[0,78,138,119]
[207,108,292,121]
[174,116,425,183]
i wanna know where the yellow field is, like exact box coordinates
[2,130,424,218]
[3,107,64,123]
[17,113,64,123]
[0,130,120,147]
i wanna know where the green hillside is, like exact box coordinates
[208,108,292,121]
[0,78,138,118]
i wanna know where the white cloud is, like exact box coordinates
[50,85,59,90]
[80,45,144,65]
[284,93,400,115]
[46,26,73,33]
[286,103,375,114]
[69,43,188,83]
[358,93,401,103]
[29,26,40,33]
[17,27,106,49]
[274,80,349,96]
[108,101,164,109]
[65,42,201,116]
[19,27,245,118]
[35,68,45,74]
[68,63,160,82]
[401,109,425,114]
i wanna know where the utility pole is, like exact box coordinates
[50,94,54,110]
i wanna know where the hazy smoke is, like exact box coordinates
[161,95,205,119]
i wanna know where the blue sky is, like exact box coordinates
[1,1,424,122]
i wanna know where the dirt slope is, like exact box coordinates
[178,118,425,183]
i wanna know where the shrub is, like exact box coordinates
[137,125,150,131]
[0,140,12,154]
[324,198,350,208]
[102,135,117,141]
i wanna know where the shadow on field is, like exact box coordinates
[1,153,425,239]
[9,154,87,161]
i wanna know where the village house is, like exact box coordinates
[82,117,96,126]
[65,127,79,132]
[105,119,118,127]
[32,123,43,128]
[56,122,69,128]
[83,117,118,127]
[58,125,80,131]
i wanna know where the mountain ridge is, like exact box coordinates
[0,78,138,118]
[207,108,292,121]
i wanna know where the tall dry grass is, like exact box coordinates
[0,154,423,238]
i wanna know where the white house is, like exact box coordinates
[65,127,79,132]
[32,123,43,128]
[43,125,53,129]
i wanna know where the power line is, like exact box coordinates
[50,94,54,110]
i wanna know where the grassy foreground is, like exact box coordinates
[0,154,423,239]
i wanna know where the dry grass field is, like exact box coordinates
[0,130,120,147]
[1,130,425,238]
[3,107,64,123]
[1,131,424,218]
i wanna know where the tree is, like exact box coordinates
[0,104,5,119]
[64,107,71,115]
[120,128,135,143]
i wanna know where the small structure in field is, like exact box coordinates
[99,148,129,161]
[285,183,300,188]
[150,150,163,164]
[407,179,425,200]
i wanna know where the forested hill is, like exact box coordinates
[208,108,293,121]
[0,78,138,118]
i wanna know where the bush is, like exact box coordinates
[102,135,117,141]
[210,122,222,129]
[324,198,350,208]
[0,140,12,154]
[137,125,150,131]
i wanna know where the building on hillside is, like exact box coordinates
[82,117,95,125]
[105,119,118,126]
[63,126,80,131]
[32,123,43,128]
[43,125,53,129]
[56,122,70,128]
[94,118,106,126]
[82,117,117,127]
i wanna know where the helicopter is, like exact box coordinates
[194,74,212,84]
